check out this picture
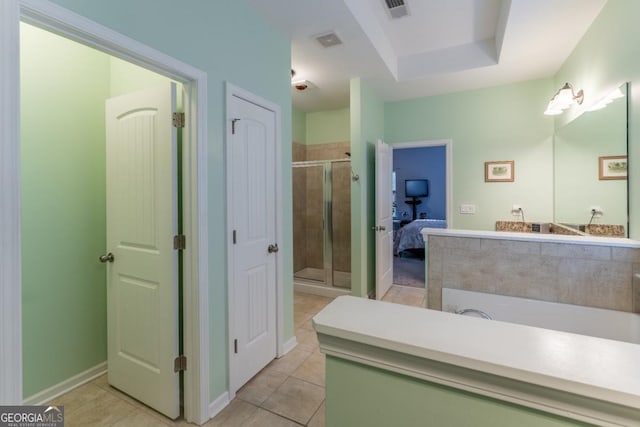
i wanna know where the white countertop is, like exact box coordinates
[421,227,640,248]
[313,296,640,412]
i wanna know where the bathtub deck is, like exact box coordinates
[314,296,640,426]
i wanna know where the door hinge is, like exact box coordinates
[173,234,186,250]
[231,118,240,135]
[234,339,238,354]
[173,112,185,128]
[174,355,187,372]
[232,230,237,244]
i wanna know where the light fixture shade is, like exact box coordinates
[544,105,564,115]
[608,87,625,100]
[586,86,625,112]
[554,87,574,108]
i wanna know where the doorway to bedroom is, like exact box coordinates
[392,140,452,288]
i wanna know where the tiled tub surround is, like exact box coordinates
[314,296,640,426]
[422,228,640,313]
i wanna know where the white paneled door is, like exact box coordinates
[105,83,180,419]
[375,139,394,299]
[229,94,278,393]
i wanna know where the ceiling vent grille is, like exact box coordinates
[315,32,343,48]
[384,0,409,19]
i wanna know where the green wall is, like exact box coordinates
[292,106,306,144]
[306,107,350,145]
[325,357,588,427]
[20,23,109,398]
[48,0,293,401]
[553,0,640,238]
[385,78,555,231]
[350,78,384,297]
[292,106,350,145]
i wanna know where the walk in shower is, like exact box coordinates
[293,159,351,295]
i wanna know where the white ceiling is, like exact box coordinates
[247,0,607,112]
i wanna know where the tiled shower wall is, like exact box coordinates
[292,167,307,273]
[426,235,640,313]
[292,141,351,276]
[304,166,324,271]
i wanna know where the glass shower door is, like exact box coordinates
[293,165,325,283]
[331,161,351,288]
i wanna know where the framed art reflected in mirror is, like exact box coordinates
[599,155,627,180]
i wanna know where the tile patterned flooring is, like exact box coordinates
[48,285,424,426]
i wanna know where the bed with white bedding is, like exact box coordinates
[394,219,447,256]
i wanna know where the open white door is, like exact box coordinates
[228,93,278,393]
[375,139,394,299]
[105,83,180,419]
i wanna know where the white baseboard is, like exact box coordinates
[281,336,297,357]
[208,391,230,421]
[23,362,108,405]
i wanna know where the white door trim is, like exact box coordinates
[1,1,210,423]
[225,83,284,397]
[390,139,453,228]
[0,0,22,406]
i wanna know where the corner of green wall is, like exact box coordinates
[350,78,384,298]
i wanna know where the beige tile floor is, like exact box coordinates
[47,286,424,426]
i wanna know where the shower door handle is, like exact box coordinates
[268,243,279,254]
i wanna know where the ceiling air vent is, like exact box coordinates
[315,31,343,48]
[384,0,409,19]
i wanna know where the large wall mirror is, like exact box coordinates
[553,83,629,236]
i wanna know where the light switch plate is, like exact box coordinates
[460,204,476,214]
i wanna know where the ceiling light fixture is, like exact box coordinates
[291,70,315,91]
[292,79,314,91]
[544,82,584,116]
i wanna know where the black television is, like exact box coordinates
[405,179,429,197]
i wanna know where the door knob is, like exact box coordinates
[268,244,279,254]
[99,252,114,263]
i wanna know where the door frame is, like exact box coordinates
[375,139,394,300]
[225,83,287,396]
[390,139,453,227]
[0,1,210,424]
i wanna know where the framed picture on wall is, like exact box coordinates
[599,155,627,180]
[485,160,514,182]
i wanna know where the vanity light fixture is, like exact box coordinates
[587,86,625,111]
[544,82,584,116]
